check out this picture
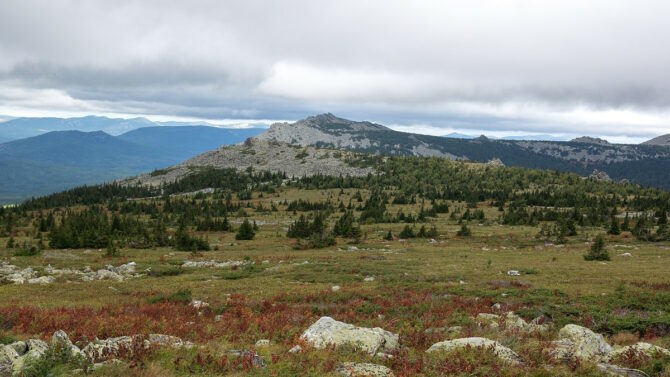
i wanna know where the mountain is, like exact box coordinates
[642,134,670,147]
[258,113,670,189]
[444,132,477,139]
[0,126,265,203]
[445,132,565,141]
[117,126,264,161]
[501,134,566,141]
[0,116,158,141]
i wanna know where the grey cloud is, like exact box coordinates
[0,0,669,139]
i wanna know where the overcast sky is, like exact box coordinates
[1,0,669,142]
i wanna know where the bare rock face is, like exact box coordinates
[547,324,612,362]
[426,337,523,365]
[300,316,399,356]
[336,362,395,377]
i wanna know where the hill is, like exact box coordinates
[123,138,374,187]
[117,126,264,162]
[258,113,670,188]
[642,133,670,147]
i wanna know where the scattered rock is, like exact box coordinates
[486,158,505,167]
[336,362,395,377]
[182,260,251,269]
[288,345,302,354]
[476,312,547,333]
[589,169,612,182]
[27,276,56,284]
[331,285,341,292]
[301,316,399,355]
[227,350,265,367]
[426,337,523,365]
[190,300,209,310]
[363,276,375,282]
[620,252,632,257]
[255,339,270,347]
[507,270,520,276]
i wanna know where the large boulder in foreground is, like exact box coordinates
[336,362,395,377]
[301,317,398,356]
[426,337,523,366]
[547,324,612,362]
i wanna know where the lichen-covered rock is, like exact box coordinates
[426,337,523,366]
[0,345,19,375]
[604,342,670,363]
[336,362,395,377]
[27,276,56,284]
[148,334,193,348]
[6,342,26,356]
[11,339,48,376]
[596,362,650,377]
[82,336,134,363]
[547,324,612,362]
[301,317,399,355]
[476,312,548,333]
[227,350,265,367]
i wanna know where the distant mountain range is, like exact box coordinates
[0,115,266,141]
[0,125,264,203]
[258,113,670,189]
[444,132,566,141]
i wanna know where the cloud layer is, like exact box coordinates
[1,0,669,140]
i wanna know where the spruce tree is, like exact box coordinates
[608,215,620,235]
[236,218,256,240]
[584,235,610,261]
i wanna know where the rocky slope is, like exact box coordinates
[123,138,377,187]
